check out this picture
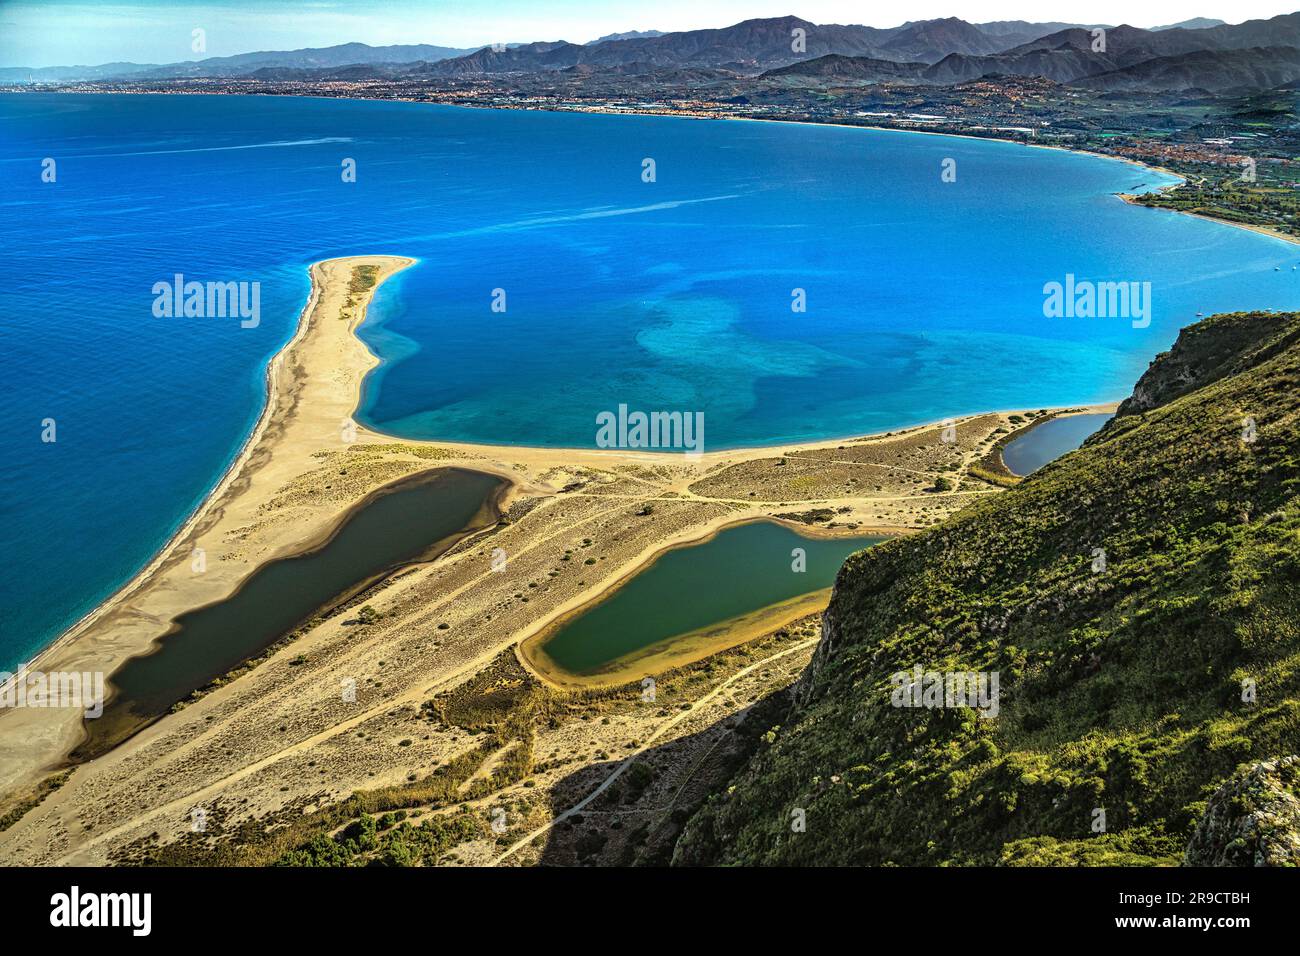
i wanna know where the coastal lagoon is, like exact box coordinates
[1002,412,1114,475]
[527,521,882,683]
[3,93,1299,669]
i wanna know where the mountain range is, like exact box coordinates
[410,16,1098,76]
[0,41,476,83]
[765,13,1300,92]
[5,13,1297,94]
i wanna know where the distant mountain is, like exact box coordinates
[762,54,928,83]
[130,42,474,79]
[593,15,893,67]
[1150,17,1228,30]
[3,41,474,83]
[244,62,422,82]
[0,15,1153,85]
[405,15,1300,81]
[587,30,665,44]
[12,12,1300,95]
[763,43,1120,87]
[1074,45,1300,92]
[1192,11,1300,48]
[0,62,160,83]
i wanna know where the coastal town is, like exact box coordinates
[11,64,1298,240]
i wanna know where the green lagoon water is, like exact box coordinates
[74,467,504,757]
[540,521,883,675]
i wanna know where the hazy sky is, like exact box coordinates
[1,0,1296,67]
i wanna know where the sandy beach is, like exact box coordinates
[1117,192,1300,247]
[0,253,1069,864]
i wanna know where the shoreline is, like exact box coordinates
[9,89,1295,249]
[5,261,330,683]
[5,254,415,683]
[0,254,1120,859]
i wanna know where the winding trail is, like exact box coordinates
[489,636,819,866]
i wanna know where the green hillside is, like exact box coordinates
[674,311,1300,866]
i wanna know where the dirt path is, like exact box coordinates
[489,637,819,866]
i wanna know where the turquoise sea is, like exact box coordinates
[2,93,1298,670]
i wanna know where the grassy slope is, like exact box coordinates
[674,311,1300,866]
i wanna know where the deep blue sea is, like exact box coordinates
[2,93,1298,670]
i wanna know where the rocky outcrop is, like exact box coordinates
[1115,311,1300,418]
[1184,757,1300,866]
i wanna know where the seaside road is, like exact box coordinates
[489,636,820,866]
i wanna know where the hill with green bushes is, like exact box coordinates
[674,311,1300,866]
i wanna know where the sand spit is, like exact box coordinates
[0,254,1061,865]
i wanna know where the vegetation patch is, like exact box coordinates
[0,770,73,834]
[675,312,1300,866]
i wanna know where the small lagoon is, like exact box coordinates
[1002,413,1113,475]
[73,467,504,758]
[528,521,882,683]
